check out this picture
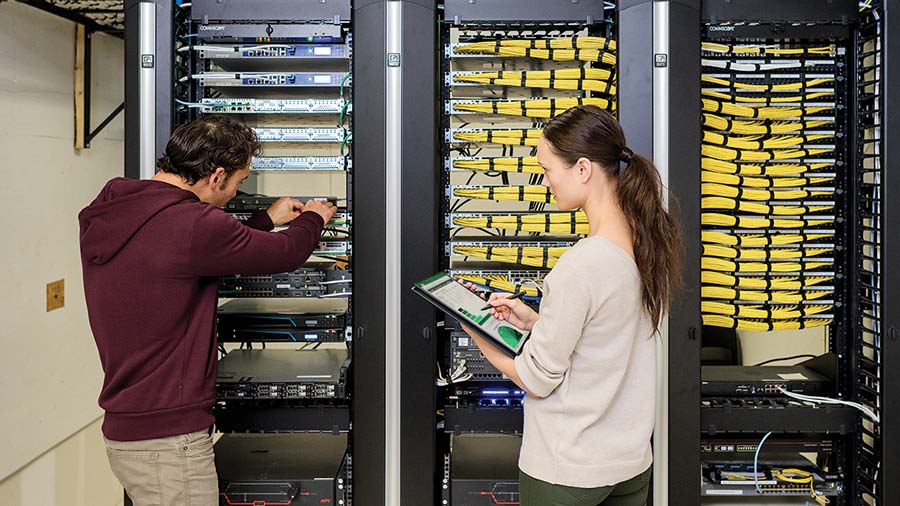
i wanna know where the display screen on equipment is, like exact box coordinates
[413,272,530,358]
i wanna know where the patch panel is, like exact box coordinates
[199,98,349,114]
[252,156,350,171]
[252,127,346,143]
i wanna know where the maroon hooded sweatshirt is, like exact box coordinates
[79,177,324,440]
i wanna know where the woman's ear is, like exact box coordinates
[576,157,593,183]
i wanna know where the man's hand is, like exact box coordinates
[302,199,338,224]
[266,197,304,227]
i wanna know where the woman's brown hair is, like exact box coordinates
[542,105,682,330]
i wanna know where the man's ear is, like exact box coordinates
[209,167,227,186]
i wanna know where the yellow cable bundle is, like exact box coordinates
[702,98,833,119]
[771,469,830,506]
[702,76,833,91]
[702,197,832,216]
[702,302,831,319]
[701,231,832,247]
[702,257,831,273]
[702,244,831,260]
[702,213,833,229]
[702,89,834,103]
[453,185,555,204]
[453,157,543,175]
[701,43,834,56]
[456,37,617,64]
[701,286,830,304]
[453,211,588,234]
[701,271,832,290]
[702,314,832,331]
[452,129,542,146]
[454,97,615,117]
[701,171,834,188]
[701,183,832,201]
[702,131,832,150]
[702,144,833,162]
[455,74,616,96]
[702,114,834,134]
[456,68,615,83]
[702,158,832,176]
[452,245,567,269]
[455,274,543,297]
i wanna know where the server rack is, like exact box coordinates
[406,1,655,504]
[125,1,388,504]
[666,0,899,504]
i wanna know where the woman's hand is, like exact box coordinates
[461,281,539,331]
[484,292,539,331]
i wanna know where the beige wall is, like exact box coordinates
[0,418,123,506]
[0,0,124,499]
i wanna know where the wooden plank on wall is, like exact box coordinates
[74,23,85,149]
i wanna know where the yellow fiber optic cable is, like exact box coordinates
[702,314,832,331]
[454,97,615,118]
[452,129,542,146]
[702,197,832,216]
[455,75,616,96]
[701,271,833,290]
[702,213,833,229]
[455,274,543,297]
[701,231,831,247]
[453,185,555,204]
[702,76,834,91]
[702,144,833,162]
[702,158,832,176]
[452,246,566,269]
[453,212,588,234]
[702,114,834,135]
[702,301,831,319]
[456,37,617,64]
[701,286,830,303]
[702,244,832,260]
[702,257,831,273]
[701,171,834,188]
[702,131,832,150]
[701,183,832,201]
[453,157,543,175]
[701,43,834,55]
[702,99,833,119]
[702,89,834,103]
[456,68,615,82]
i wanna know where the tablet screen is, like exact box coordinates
[415,273,529,355]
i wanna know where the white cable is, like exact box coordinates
[777,387,879,423]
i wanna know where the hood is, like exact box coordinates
[79,177,199,265]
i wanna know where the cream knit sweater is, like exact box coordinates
[514,235,656,488]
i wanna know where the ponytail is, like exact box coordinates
[616,153,682,330]
[542,105,682,330]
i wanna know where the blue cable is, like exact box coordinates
[754,431,774,493]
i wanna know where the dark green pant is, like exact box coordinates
[519,466,652,506]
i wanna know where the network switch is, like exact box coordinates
[216,348,349,400]
[200,98,350,114]
[197,43,349,60]
[195,72,350,87]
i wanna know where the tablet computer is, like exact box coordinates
[412,272,530,358]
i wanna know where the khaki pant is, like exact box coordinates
[104,429,218,506]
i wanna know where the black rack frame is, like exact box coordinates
[668,1,899,504]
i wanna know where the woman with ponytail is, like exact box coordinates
[460,105,682,506]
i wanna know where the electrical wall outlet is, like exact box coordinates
[46,279,64,311]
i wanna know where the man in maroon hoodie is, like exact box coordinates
[79,116,336,506]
